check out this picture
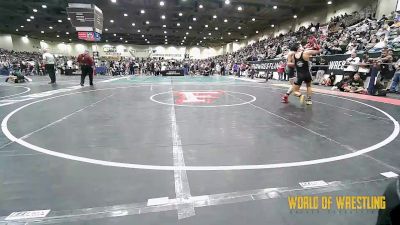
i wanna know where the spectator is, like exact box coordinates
[344,73,365,93]
[389,58,400,93]
[358,53,371,80]
[344,52,360,78]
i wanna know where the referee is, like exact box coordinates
[42,49,56,84]
[77,50,94,86]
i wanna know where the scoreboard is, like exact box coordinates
[67,3,103,34]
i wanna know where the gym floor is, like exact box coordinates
[0,75,399,225]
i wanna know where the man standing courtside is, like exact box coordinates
[42,49,56,84]
[77,50,94,86]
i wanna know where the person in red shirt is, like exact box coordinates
[77,50,94,86]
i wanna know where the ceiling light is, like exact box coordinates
[177,23,180,26]
[235,39,238,42]
[30,16,34,19]
[147,41,150,44]
[146,21,150,24]
[164,31,167,34]
[49,26,53,29]
[252,18,255,21]
[224,19,228,23]
[105,28,108,31]
[26,19,31,22]
[165,42,168,44]
[271,24,274,27]
[273,5,277,9]
[111,0,117,3]
[220,37,223,39]
[208,33,211,36]
[137,29,141,32]
[228,32,231,35]
[131,23,135,26]
[327,1,332,4]
[125,40,128,43]
[66,32,69,34]
[203,37,206,39]
[42,5,47,8]
[16,29,19,31]
[184,36,186,39]
[215,27,218,30]
[186,32,189,35]
[163,24,166,28]
[165,39,168,41]
[106,40,108,42]
[189,26,192,29]
[213,15,217,19]
[57,35,60,38]
[165,36,167,38]
[179,12,183,16]
[205,24,208,28]
[124,13,128,17]
[193,17,197,21]
[161,15,166,19]
[293,15,297,19]
[145,38,147,41]
[67,17,71,20]
[69,39,72,41]
[33,9,37,12]
[225,0,230,4]
[142,34,145,37]
[238,26,241,29]
[159,1,165,6]
[58,20,62,23]
[237,6,243,11]
[120,37,123,40]
[199,4,203,9]
[244,35,247,38]
[140,9,145,14]
[110,19,114,23]
[256,30,259,33]
[197,43,199,45]
[113,33,116,36]
[41,31,44,33]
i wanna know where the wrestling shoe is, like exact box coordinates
[305,99,312,105]
[281,95,289,103]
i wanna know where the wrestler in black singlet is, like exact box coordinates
[294,51,312,85]
[286,66,295,79]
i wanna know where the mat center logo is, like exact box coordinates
[174,91,224,105]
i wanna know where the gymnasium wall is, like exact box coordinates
[0,33,225,59]
[0,34,13,50]
[376,0,398,18]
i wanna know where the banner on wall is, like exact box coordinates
[150,53,185,59]
[248,52,383,75]
[103,46,116,53]
[77,32,101,42]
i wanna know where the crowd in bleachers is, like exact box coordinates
[0,49,43,76]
